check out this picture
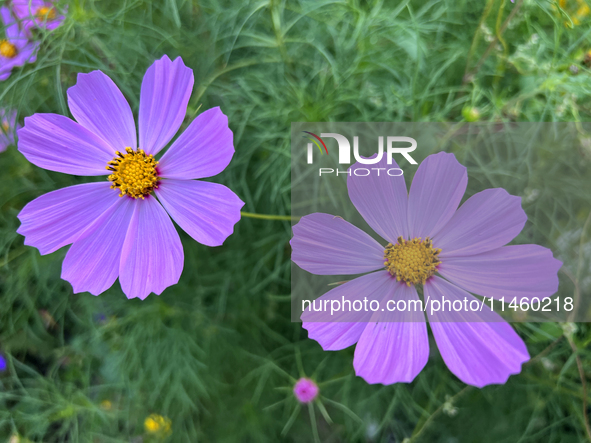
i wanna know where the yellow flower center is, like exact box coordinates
[2,121,9,132]
[384,237,441,286]
[36,6,57,19]
[106,148,159,199]
[0,40,17,58]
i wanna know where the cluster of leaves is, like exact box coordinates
[0,0,590,441]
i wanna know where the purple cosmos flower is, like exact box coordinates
[0,6,39,81]
[17,55,244,300]
[291,152,562,388]
[1,108,20,152]
[10,0,65,34]
[293,378,319,403]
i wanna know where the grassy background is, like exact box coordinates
[1,0,591,441]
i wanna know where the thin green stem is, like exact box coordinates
[269,0,290,64]
[463,0,524,84]
[410,386,472,442]
[308,403,321,443]
[567,337,591,442]
[240,211,299,221]
[463,0,496,81]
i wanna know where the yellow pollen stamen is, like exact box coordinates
[107,147,159,199]
[0,40,17,58]
[36,6,57,19]
[2,121,9,132]
[384,236,441,286]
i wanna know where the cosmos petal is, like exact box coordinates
[17,182,120,255]
[17,114,115,175]
[139,55,194,155]
[61,197,135,295]
[438,245,562,302]
[353,283,429,385]
[291,213,385,275]
[434,188,527,257]
[67,70,137,152]
[425,276,530,388]
[155,179,243,247]
[302,271,394,350]
[11,40,38,61]
[408,152,467,239]
[347,155,409,243]
[302,321,367,352]
[119,196,184,300]
[1,6,20,41]
[157,107,234,180]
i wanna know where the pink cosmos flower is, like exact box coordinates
[0,108,20,151]
[0,6,39,81]
[291,152,562,388]
[17,55,244,300]
[293,378,319,403]
[10,0,65,34]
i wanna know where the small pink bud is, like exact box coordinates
[293,378,319,403]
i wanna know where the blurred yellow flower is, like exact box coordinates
[100,400,112,411]
[144,414,172,434]
[557,0,590,26]
[573,3,590,24]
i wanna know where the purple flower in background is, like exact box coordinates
[293,378,319,403]
[291,152,562,387]
[17,55,244,300]
[0,6,39,81]
[1,108,20,152]
[10,0,65,34]
[0,354,6,372]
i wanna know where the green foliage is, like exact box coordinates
[0,0,590,441]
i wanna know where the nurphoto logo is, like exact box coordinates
[302,131,418,176]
